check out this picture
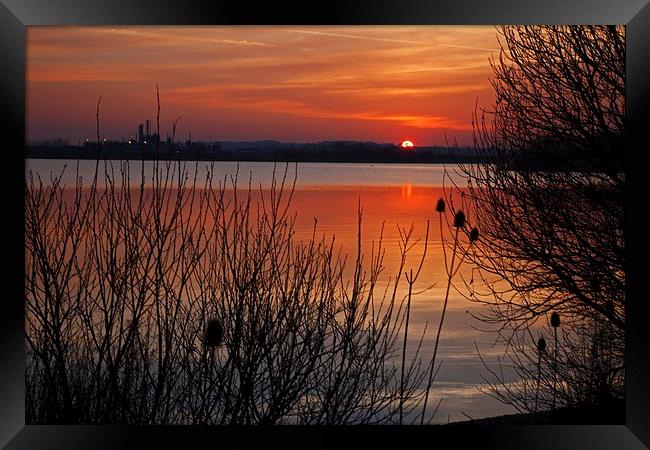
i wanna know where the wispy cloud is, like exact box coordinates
[95,28,272,47]
[286,29,420,45]
[438,43,500,52]
[166,87,473,130]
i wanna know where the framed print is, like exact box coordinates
[1,0,649,448]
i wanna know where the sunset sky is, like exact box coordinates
[27,26,499,146]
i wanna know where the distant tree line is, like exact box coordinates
[25,141,486,164]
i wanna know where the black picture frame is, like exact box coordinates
[2,1,649,448]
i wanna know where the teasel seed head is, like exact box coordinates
[204,318,224,348]
[453,210,466,228]
[469,227,479,243]
[550,312,561,328]
[436,198,446,213]
[537,336,547,354]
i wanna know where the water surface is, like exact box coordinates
[25,159,517,423]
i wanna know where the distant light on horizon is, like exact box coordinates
[401,140,415,148]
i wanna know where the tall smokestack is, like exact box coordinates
[138,124,144,143]
[146,120,150,137]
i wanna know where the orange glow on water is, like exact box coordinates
[401,183,413,197]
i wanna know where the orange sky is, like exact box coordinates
[27,26,499,146]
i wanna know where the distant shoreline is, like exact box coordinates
[25,155,483,164]
[25,145,486,165]
[445,398,625,425]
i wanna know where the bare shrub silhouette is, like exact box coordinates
[24,77,449,427]
[476,314,623,415]
[446,25,625,415]
[25,155,441,424]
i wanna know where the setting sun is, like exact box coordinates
[401,140,415,148]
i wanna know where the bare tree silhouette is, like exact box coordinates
[448,25,625,413]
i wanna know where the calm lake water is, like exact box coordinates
[25,159,517,423]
